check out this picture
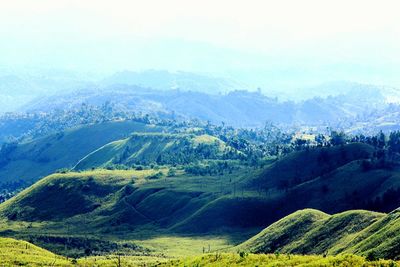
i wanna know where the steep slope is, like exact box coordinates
[2,142,399,234]
[242,142,400,224]
[252,143,374,191]
[0,120,163,186]
[279,160,400,214]
[237,209,385,256]
[236,209,329,253]
[0,237,70,266]
[344,208,400,259]
[0,166,262,237]
[2,142,400,256]
[172,196,289,233]
[74,133,235,170]
[0,170,148,221]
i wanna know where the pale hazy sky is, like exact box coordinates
[1,0,400,88]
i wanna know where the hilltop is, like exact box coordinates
[0,141,400,258]
[237,207,400,260]
[74,133,237,170]
[0,237,71,266]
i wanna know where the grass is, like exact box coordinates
[1,237,399,267]
[77,255,169,266]
[344,209,400,259]
[236,209,329,254]
[0,166,260,257]
[1,151,400,259]
[253,143,374,190]
[0,169,163,221]
[2,142,400,261]
[236,208,400,260]
[0,237,71,266]
[157,253,399,267]
[0,120,163,185]
[73,132,233,170]
[135,235,239,257]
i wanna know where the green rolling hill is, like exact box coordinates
[0,237,71,266]
[251,142,374,190]
[0,120,163,187]
[1,142,400,259]
[73,133,236,170]
[237,207,400,260]
[0,169,163,222]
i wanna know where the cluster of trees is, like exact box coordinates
[112,137,243,167]
[293,130,400,154]
[3,100,400,179]
[0,190,15,203]
[184,161,238,176]
[0,180,25,203]
[0,102,177,144]
[363,187,400,212]
[0,142,17,167]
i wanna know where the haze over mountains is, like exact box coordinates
[2,1,400,265]
[1,69,400,134]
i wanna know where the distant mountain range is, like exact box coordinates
[1,69,400,131]
[103,70,245,94]
[22,81,397,130]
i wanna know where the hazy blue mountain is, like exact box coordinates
[22,84,374,128]
[0,71,95,113]
[103,70,246,94]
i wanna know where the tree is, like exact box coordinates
[388,131,400,154]
[329,131,346,146]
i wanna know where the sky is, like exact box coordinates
[1,0,400,89]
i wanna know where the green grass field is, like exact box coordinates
[1,237,398,267]
[158,253,399,267]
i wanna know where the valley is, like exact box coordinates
[1,116,400,265]
[2,1,400,265]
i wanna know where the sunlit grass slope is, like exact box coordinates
[0,169,161,222]
[0,237,70,266]
[158,253,398,267]
[73,133,232,170]
[236,208,400,260]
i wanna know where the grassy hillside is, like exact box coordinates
[280,160,400,213]
[172,196,281,233]
[0,237,70,266]
[0,160,277,259]
[74,133,235,170]
[246,143,400,216]
[0,120,163,186]
[236,208,400,260]
[236,209,330,253]
[2,142,400,259]
[0,169,161,222]
[252,143,374,191]
[345,208,400,260]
